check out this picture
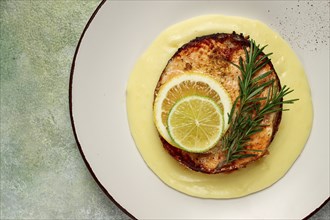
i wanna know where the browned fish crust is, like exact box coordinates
[154,32,282,174]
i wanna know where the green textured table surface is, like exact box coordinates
[0,1,329,219]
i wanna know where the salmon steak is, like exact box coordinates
[154,32,282,174]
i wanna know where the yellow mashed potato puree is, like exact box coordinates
[126,15,313,198]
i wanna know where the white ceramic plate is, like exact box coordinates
[70,1,329,219]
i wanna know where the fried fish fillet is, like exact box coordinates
[154,33,282,174]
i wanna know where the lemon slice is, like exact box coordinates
[167,95,223,153]
[153,73,232,146]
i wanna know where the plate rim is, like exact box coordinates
[68,0,329,219]
[68,0,136,219]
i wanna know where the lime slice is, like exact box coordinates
[167,95,224,153]
[153,73,232,146]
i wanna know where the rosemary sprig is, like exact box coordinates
[221,39,299,164]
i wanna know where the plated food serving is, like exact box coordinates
[71,1,329,218]
[126,14,313,198]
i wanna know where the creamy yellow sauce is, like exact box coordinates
[126,15,313,198]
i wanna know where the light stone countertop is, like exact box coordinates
[0,1,329,219]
